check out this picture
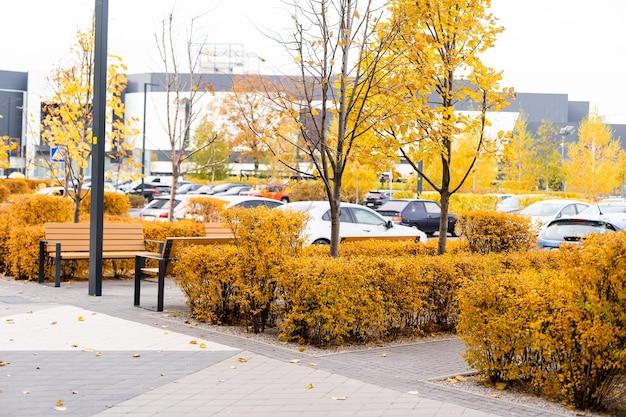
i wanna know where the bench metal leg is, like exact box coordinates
[38,242,45,284]
[134,255,144,307]
[54,244,61,287]
[157,258,166,312]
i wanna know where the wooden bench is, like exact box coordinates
[39,223,157,287]
[134,224,234,312]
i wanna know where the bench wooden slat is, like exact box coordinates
[39,223,155,287]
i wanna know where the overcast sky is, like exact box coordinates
[2,0,625,123]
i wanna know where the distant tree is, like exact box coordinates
[0,129,17,171]
[531,120,563,191]
[41,26,136,222]
[500,112,537,191]
[189,118,230,181]
[218,74,278,174]
[155,10,213,220]
[566,110,625,197]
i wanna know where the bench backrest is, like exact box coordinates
[43,223,146,253]
[163,236,234,259]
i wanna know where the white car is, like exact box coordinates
[518,199,590,230]
[278,201,427,244]
[140,194,285,221]
[574,201,626,230]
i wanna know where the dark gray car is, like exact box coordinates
[376,199,458,236]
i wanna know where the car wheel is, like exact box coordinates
[312,238,330,245]
[425,231,435,237]
[280,197,290,203]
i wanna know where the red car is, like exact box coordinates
[246,184,290,202]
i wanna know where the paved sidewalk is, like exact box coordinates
[0,277,568,416]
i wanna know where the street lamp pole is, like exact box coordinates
[141,82,158,198]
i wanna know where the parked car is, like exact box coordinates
[245,184,290,202]
[213,185,252,196]
[278,201,427,245]
[140,194,285,221]
[175,183,203,194]
[518,199,590,230]
[124,182,171,202]
[376,199,457,237]
[188,183,245,195]
[363,190,400,209]
[536,218,619,249]
[35,186,66,197]
[575,201,626,230]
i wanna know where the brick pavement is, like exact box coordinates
[0,276,572,416]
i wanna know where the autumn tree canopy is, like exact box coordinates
[566,110,625,197]
[41,26,136,223]
[374,0,513,254]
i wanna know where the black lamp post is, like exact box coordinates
[141,82,158,199]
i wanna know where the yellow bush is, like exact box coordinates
[5,194,73,225]
[221,206,307,333]
[7,225,45,280]
[458,233,626,411]
[186,197,228,222]
[290,181,326,202]
[455,210,534,254]
[174,244,241,324]
[80,191,131,216]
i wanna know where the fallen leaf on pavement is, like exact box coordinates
[290,359,300,363]
[77,316,84,321]
[305,383,313,389]
[238,357,248,363]
[132,353,141,358]
[331,396,347,400]
[189,340,198,345]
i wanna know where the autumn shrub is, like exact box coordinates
[127,194,146,208]
[185,197,228,222]
[174,244,241,324]
[3,178,31,195]
[277,255,390,346]
[290,180,326,202]
[458,233,626,411]
[6,224,46,280]
[455,210,534,254]
[175,207,307,332]
[4,194,73,225]
[80,191,131,216]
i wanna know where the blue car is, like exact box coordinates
[536,218,619,249]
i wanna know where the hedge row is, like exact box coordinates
[458,233,626,410]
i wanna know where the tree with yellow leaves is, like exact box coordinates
[269,0,402,257]
[565,111,625,198]
[41,26,137,223]
[499,112,537,192]
[374,0,513,254]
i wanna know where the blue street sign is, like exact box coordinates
[50,146,64,162]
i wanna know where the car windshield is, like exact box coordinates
[542,220,614,240]
[378,201,408,211]
[581,204,626,215]
[522,202,564,216]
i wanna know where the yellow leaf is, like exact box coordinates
[77,316,84,321]
[132,353,141,358]
[331,396,347,400]
[189,340,198,345]
[289,359,300,363]
[95,352,102,357]
[238,357,248,363]
[56,400,64,407]
[305,383,314,389]
[199,343,206,349]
